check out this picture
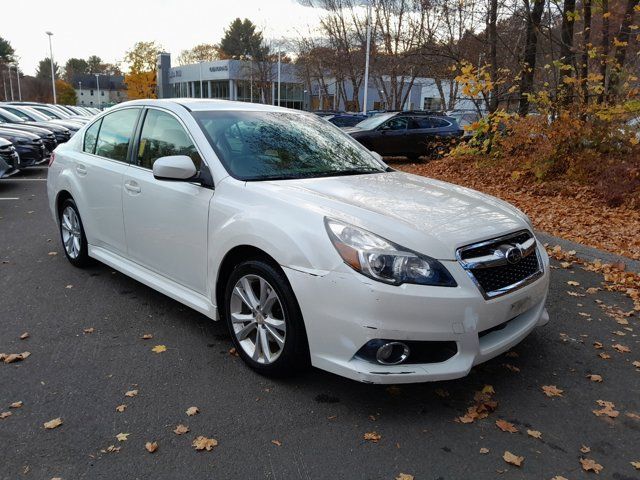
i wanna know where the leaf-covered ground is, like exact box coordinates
[391,158,640,261]
[1,167,639,479]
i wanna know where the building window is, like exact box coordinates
[90,89,94,95]
[101,91,105,96]
[423,97,442,111]
[209,80,229,100]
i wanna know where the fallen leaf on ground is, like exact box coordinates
[479,447,490,454]
[527,429,542,439]
[580,458,603,474]
[395,475,414,480]
[363,432,381,443]
[457,385,498,423]
[503,451,524,467]
[10,401,23,409]
[631,461,640,470]
[20,332,29,340]
[116,433,130,442]
[0,412,12,419]
[505,351,519,358]
[581,445,591,453]
[47,252,57,256]
[102,445,121,453]
[496,419,518,433]
[3,352,30,364]
[115,404,126,413]
[83,327,94,334]
[145,441,158,453]
[186,406,199,416]
[44,417,63,429]
[567,280,580,286]
[271,439,282,446]
[633,361,640,368]
[503,363,520,372]
[192,436,218,451]
[141,334,153,340]
[587,374,603,382]
[228,347,239,356]
[151,345,167,353]
[593,400,619,418]
[613,344,630,353]
[593,341,603,349]
[551,476,569,480]
[542,385,564,397]
[65,284,73,289]
[174,424,189,435]
[124,389,138,397]
[599,352,611,359]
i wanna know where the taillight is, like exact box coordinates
[48,152,55,167]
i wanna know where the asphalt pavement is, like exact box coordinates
[1,166,639,480]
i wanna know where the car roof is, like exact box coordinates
[117,98,298,114]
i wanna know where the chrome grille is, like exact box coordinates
[457,230,543,299]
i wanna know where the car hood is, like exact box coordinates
[263,171,530,260]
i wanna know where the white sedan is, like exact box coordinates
[47,99,550,384]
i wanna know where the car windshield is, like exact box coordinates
[0,109,26,123]
[192,110,386,181]
[354,113,396,130]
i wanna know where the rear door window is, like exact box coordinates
[94,109,140,162]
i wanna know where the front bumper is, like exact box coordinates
[284,241,550,384]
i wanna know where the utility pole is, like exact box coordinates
[46,31,57,104]
[78,81,82,105]
[15,64,21,101]
[277,50,281,107]
[95,74,100,109]
[362,0,372,115]
[8,65,14,101]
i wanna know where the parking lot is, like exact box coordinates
[1,166,639,480]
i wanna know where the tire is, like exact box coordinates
[58,198,91,268]
[223,259,310,377]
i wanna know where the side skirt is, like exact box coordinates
[89,245,218,320]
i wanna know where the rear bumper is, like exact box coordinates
[284,242,550,384]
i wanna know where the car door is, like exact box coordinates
[122,107,213,295]
[74,108,141,255]
[369,116,409,155]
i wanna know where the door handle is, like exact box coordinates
[76,164,87,176]
[124,181,141,194]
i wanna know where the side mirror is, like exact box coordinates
[152,155,197,181]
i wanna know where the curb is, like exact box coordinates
[537,231,640,273]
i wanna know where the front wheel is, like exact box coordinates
[58,198,91,267]
[224,259,309,377]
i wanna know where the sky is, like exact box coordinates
[4,0,325,76]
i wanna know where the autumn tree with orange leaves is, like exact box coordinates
[123,41,162,100]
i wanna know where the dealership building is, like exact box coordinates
[156,53,475,112]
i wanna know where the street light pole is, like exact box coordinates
[95,74,100,109]
[199,61,203,98]
[277,50,281,107]
[78,81,82,105]
[8,65,14,101]
[15,64,21,101]
[362,0,372,115]
[46,31,57,104]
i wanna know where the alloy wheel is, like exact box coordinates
[229,274,287,364]
[60,206,82,259]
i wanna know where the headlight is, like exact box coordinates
[324,218,457,287]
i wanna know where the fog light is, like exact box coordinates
[375,342,410,365]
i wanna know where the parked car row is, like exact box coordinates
[0,102,98,178]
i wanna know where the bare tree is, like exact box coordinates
[518,0,546,115]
